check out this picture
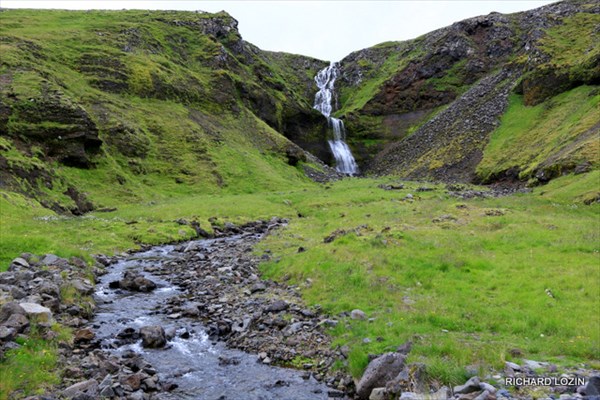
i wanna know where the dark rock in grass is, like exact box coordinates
[139,325,166,348]
[356,349,410,399]
[454,376,481,395]
[350,309,367,320]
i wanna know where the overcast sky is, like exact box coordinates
[3,1,556,61]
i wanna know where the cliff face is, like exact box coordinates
[336,0,599,183]
[0,9,331,213]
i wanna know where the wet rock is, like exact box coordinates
[454,376,481,394]
[139,325,166,348]
[19,302,53,324]
[112,271,156,292]
[356,351,409,399]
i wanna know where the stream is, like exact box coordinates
[92,233,332,399]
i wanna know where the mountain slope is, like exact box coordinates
[0,9,330,214]
[335,0,599,184]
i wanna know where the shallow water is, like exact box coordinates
[93,236,330,400]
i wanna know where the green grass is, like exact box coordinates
[1,173,598,390]
[477,86,599,182]
[0,322,70,399]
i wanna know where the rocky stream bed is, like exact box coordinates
[1,219,599,400]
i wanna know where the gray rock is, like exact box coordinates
[479,382,497,394]
[431,386,450,399]
[71,279,94,295]
[369,387,387,400]
[454,376,481,394]
[585,376,600,396]
[40,254,61,266]
[505,361,521,371]
[250,282,267,293]
[62,379,98,398]
[474,389,491,400]
[264,300,288,313]
[0,302,26,323]
[0,326,16,341]
[139,325,166,348]
[3,313,29,332]
[356,351,408,399]
[399,393,418,400]
[19,302,53,324]
[523,359,544,370]
[10,257,29,270]
[351,309,367,320]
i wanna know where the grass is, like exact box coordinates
[1,172,598,392]
[477,86,600,182]
[0,322,71,399]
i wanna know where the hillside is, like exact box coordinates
[0,9,332,215]
[336,0,599,184]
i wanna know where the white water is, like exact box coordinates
[314,62,359,175]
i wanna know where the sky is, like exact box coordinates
[2,1,557,61]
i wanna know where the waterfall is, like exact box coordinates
[313,62,359,175]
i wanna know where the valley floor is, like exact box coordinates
[1,172,599,397]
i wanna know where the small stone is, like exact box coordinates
[585,376,600,396]
[70,279,94,295]
[350,309,367,320]
[474,389,491,400]
[399,393,418,400]
[10,257,29,269]
[264,300,288,313]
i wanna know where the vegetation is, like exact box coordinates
[2,172,599,391]
[477,86,600,182]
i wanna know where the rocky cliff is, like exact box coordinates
[336,0,599,183]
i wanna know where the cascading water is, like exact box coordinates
[314,62,359,175]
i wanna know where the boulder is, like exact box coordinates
[139,325,166,348]
[454,376,481,395]
[19,302,53,324]
[74,327,95,343]
[2,313,29,332]
[356,351,408,399]
[115,272,157,292]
